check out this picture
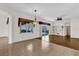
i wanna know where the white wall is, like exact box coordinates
[71,18,79,38]
[0,8,13,44]
[0,11,9,37]
[0,10,13,44]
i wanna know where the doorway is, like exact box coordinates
[40,24,49,41]
[52,19,71,40]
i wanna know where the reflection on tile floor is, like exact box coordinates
[0,37,79,56]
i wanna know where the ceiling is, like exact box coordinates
[0,3,79,21]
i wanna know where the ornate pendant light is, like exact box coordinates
[33,9,37,26]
